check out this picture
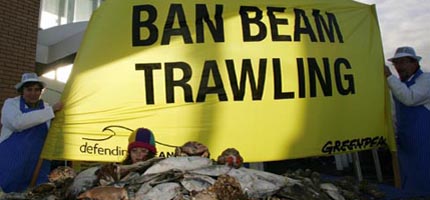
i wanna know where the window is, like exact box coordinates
[39,0,104,29]
[42,64,73,83]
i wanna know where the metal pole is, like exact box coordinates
[372,149,383,182]
[352,152,363,182]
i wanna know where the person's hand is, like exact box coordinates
[52,102,63,112]
[384,65,392,78]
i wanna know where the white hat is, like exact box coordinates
[15,72,46,90]
[387,46,422,62]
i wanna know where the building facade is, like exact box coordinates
[0,0,102,119]
[0,0,41,117]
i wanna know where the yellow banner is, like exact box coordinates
[41,0,395,162]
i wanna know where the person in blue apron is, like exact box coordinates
[384,46,430,196]
[0,72,63,193]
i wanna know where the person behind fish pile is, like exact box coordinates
[96,128,157,183]
[0,72,63,193]
[123,127,157,165]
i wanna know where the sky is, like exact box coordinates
[354,0,430,72]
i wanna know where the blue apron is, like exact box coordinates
[0,97,51,193]
[394,69,430,196]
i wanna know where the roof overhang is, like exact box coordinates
[36,22,87,73]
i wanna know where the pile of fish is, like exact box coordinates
[0,142,385,200]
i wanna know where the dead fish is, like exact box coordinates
[216,148,244,169]
[175,141,210,158]
[118,157,164,176]
[190,164,234,176]
[180,173,216,192]
[227,167,289,199]
[135,182,181,200]
[49,166,77,185]
[129,171,168,186]
[143,157,213,175]
[210,174,248,200]
[31,182,56,194]
[320,183,345,200]
[191,189,217,200]
[76,186,128,200]
[190,164,300,199]
[0,191,29,200]
[97,163,120,186]
[65,166,99,199]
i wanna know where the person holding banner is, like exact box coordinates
[0,72,63,193]
[384,46,430,196]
